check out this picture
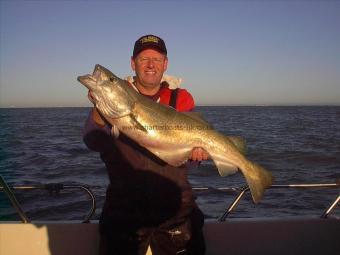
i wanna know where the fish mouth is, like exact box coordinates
[77,64,110,90]
[77,65,102,89]
[77,74,96,90]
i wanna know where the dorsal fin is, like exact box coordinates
[182,112,214,128]
[227,136,247,155]
[183,112,247,154]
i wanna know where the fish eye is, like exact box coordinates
[109,76,118,83]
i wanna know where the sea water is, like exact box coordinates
[0,106,339,221]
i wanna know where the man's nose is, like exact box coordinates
[146,59,155,68]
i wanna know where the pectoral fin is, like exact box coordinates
[129,114,148,133]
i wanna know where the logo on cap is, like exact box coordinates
[140,35,159,44]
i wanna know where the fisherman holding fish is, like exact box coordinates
[83,35,208,255]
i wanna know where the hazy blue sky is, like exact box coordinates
[1,0,339,107]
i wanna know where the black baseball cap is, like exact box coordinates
[133,34,167,58]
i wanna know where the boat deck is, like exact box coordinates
[1,217,339,255]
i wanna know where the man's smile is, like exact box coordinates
[145,70,156,74]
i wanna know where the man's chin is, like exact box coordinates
[142,79,162,88]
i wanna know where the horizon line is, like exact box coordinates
[1,104,340,109]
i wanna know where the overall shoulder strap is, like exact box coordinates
[169,88,180,109]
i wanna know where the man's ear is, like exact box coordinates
[163,57,168,72]
[131,57,136,71]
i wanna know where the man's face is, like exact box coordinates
[131,48,168,89]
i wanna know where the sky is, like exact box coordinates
[0,0,339,107]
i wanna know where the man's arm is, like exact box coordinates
[83,89,117,152]
[83,108,115,152]
[91,107,106,126]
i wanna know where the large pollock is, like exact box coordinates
[77,64,273,203]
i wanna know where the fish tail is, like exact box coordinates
[243,162,273,203]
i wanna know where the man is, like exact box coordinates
[83,34,208,255]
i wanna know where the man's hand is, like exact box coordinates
[88,91,106,126]
[88,91,95,104]
[189,147,209,161]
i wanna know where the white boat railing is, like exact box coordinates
[1,174,339,223]
[192,182,339,221]
[0,175,96,223]
[0,175,29,223]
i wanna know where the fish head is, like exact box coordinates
[78,64,134,118]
